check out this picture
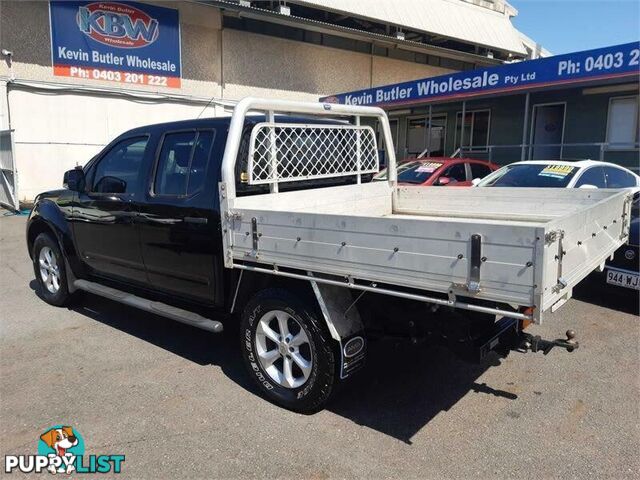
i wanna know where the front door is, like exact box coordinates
[137,129,220,303]
[72,136,150,284]
[530,104,565,159]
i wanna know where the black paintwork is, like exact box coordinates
[26,115,344,313]
[27,117,234,312]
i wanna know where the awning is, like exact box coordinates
[291,0,527,55]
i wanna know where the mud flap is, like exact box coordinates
[309,280,366,379]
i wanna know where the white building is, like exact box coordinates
[0,0,543,205]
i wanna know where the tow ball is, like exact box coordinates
[518,329,578,355]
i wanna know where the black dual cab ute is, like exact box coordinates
[27,98,633,412]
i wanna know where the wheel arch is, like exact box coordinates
[228,269,316,317]
[231,270,367,381]
[27,217,58,259]
[27,201,85,280]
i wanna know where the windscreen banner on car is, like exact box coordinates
[49,1,181,88]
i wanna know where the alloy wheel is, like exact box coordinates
[38,246,60,294]
[255,310,313,388]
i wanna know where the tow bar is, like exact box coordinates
[517,329,578,355]
[475,317,579,362]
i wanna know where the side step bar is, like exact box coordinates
[73,280,224,333]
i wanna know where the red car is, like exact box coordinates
[374,157,500,187]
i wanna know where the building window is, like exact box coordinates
[607,96,639,150]
[406,115,447,156]
[455,110,490,152]
[376,119,399,151]
[440,57,465,71]
[375,119,399,167]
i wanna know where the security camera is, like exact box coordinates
[1,49,13,57]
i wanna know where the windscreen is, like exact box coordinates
[373,161,415,181]
[375,160,444,184]
[480,163,579,188]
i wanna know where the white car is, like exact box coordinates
[474,160,640,189]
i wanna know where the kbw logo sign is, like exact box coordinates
[77,2,159,48]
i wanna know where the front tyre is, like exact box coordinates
[240,288,337,413]
[32,233,71,307]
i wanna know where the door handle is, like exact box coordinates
[184,217,208,225]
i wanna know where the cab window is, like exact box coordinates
[575,167,606,188]
[441,163,467,183]
[470,162,492,180]
[603,167,637,188]
[91,137,149,194]
[153,130,216,196]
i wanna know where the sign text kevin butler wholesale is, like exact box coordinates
[49,1,182,88]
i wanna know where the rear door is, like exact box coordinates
[72,135,150,283]
[137,128,221,303]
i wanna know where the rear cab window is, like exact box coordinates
[152,129,216,197]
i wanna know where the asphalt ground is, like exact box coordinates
[1,211,639,479]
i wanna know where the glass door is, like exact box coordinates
[530,103,565,159]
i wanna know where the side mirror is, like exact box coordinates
[471,178,482,186]
[63,168,85,192]
[437,176,451,186]
[578,184,598,189]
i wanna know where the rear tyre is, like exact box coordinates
[240,288,337,413]
[32,233,71,307]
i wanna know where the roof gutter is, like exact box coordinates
[286,0,527,57]
[197,0,505,66]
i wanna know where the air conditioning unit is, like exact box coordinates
[277,3,291,15]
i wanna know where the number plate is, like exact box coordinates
[606,269,640,290]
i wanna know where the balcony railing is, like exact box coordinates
[455,142,640,165]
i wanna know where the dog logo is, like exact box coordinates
[38,426,83,474]
[40,426,79,457]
